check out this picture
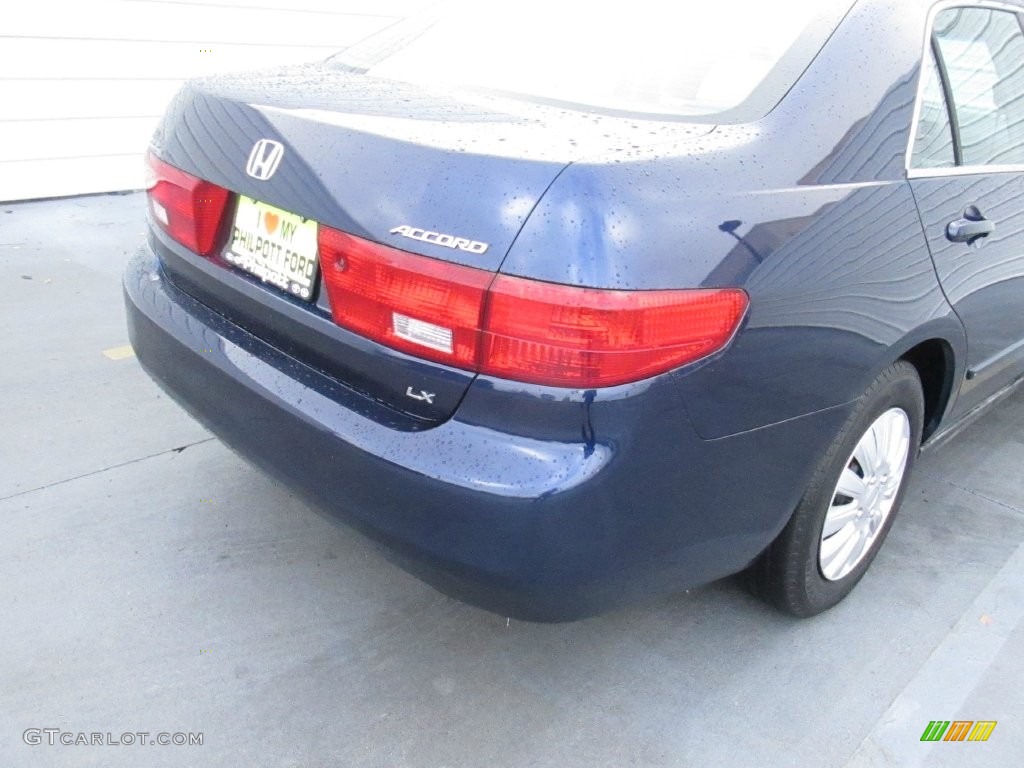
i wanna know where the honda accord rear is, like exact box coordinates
[126,0,1007,619]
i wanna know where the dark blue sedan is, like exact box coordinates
[124,0,1024,620]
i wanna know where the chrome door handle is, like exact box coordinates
[947,205,995,247]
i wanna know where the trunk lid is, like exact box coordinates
[148,63,713,423]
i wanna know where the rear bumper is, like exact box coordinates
[125,248,853,620]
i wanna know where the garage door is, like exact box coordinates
[1,0,430,202]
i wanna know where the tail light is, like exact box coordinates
[145,152,230,256]
[319,226,748,388]
[317,228,491,369]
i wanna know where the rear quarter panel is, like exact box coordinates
[501,0,966,437]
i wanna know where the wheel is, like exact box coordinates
[750,360,925,617]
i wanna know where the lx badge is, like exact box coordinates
[406,387,436,404]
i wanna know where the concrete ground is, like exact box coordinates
[1,192,1021,768]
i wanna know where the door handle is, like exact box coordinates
[947,205,995,247]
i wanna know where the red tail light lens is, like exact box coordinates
[481,276,748,387]
[318,227,491,369]
[319,225,748,388]
[145,152,230,256]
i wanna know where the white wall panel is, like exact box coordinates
[1,0,431,201]
[0,39,342,80]
[0,81,183,121]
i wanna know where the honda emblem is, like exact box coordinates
[246,139,284,181]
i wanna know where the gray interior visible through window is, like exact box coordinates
[931,6,1024,167]
[912,48,958,168]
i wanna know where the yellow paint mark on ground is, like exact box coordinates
[102,345,136,361]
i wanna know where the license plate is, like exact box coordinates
[226,196,319,301]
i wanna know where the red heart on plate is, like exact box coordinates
[263,212,279,235]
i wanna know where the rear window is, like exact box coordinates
[329,0,854,121]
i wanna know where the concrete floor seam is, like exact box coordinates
[0,438,215,504]
[917,470,1024,516]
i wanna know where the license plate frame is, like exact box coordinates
[226,196,319,301]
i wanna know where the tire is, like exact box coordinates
[750,360,925,617]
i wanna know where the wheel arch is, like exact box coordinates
[900,339,956,441]
[884,317,966,443]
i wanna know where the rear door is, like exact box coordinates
[909,4,1024,416]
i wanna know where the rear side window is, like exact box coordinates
[912,49,957,168]
[929,7,1024,167]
